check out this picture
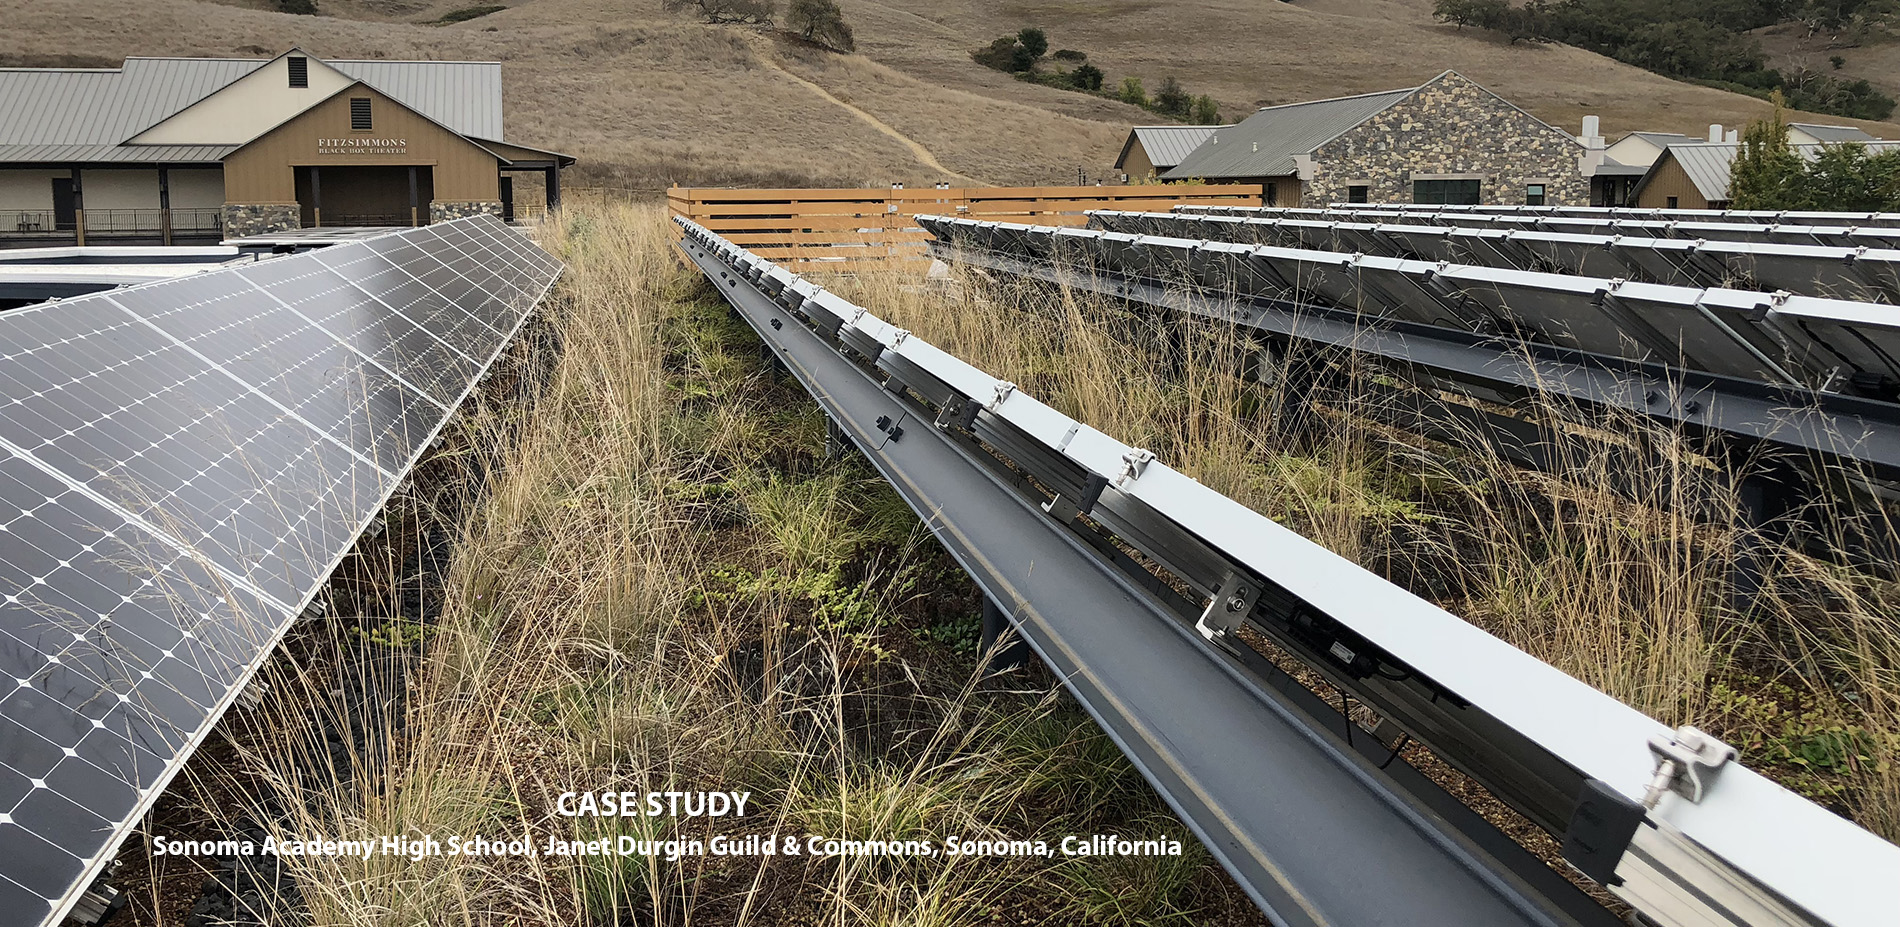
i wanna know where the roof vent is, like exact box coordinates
[351,97,373,131]
[288,56,308,89]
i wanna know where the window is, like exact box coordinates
[1525,183,1546,206]
[350,97,373,131]
[1347,185,1369,204]
[1666,196,1679,209]
[288,56,308,88]
[1413,178,1481,205]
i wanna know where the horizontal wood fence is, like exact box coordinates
[667,184,1268,272]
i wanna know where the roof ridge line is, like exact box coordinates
[1252,85,1416,113]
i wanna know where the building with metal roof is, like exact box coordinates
[0,48,573,246]
[1603,131,1699,169]
[1788,123,1880,145]
[1631,139,1900,209]
[1159,71,1587,207]
[1114,126,1230,181]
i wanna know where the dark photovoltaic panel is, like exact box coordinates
[0,214,561,925]
[921,214,1900,402]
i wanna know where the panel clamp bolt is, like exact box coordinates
[1117,448,1155,487]
[1642,725,1736,809]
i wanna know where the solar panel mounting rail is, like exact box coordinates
[0,214,562,927]
[679,217,1900,927]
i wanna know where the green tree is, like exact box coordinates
[1189,94,1221,125]
[1432,0,1509,29]
[278,0,318,12]
[1118,76,1147,107]
[1017,27,1048,58]
[1729,94,1806,209]
[789,0,854,50]
[663,0,775,24]
[1154,76,1191,117]
[1069,63,1104,91]
[1802,143,1900,210]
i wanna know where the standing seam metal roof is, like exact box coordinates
[0,55,504,155]
[1789,123,1878,143]
[1161,87,1415,180]
[1655,140,1900,202]
[1118,126,1229,170]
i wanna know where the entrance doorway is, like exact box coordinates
[295,165,434,227]
[51,178,76,231]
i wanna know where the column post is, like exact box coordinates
[311,166,322,228]
[158,168,172,246]
[408,166,420,227]
[71,167,86,247]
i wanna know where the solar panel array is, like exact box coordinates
[1091,210,1900,303]
[917,214,1900,400]
[0,214,560,926]
[1265,202,1900,229]
[1176,204,1900,250]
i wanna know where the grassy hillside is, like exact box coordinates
[4,0,1896,186]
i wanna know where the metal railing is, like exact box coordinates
[0,207,225,238]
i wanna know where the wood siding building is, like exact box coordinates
[0,49,572,244]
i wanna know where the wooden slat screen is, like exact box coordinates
[666,184,1268,273]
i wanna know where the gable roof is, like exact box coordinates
[256,78,510,163]
[1116,125,1229,171]
[1617,131,1698,148]
[1634,139,1900,202]
[1162,86,1414,179]
[1789,123,1877,143]
[0,52,504,153]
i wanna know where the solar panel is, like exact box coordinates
[1096,210,1900,304]
[928,214,1900,400]
[0,214,560,926]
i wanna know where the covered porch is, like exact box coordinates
[0,161,229,249]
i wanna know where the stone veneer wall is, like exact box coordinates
[430,201,504,223]
[223,204,300,237]
[1306,73,1587,207]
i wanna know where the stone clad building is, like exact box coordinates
[1162,71,1587,207]
[0,48,573,246]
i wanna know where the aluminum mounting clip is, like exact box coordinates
[1196,572,1259,641]
[1642,725,1737,808]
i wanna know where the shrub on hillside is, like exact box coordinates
[1051,48,1087,62]
[972,36,1035,72]
[1189,93,1220,125]
[1017,27,1048,58]
[1117,76,1146,107]
[277,0,318,14]
[789,0,854,51]
[437,4,506,23]
[1153,77,1191,118]
[1069,63,1104,91]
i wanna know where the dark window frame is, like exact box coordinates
[1525,183,1546,206]
[350,97,373,131]
[1666,195,1680,209]
[288,56,309,88]
[1413,178,1482,206]
[1347,185,1370,204]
